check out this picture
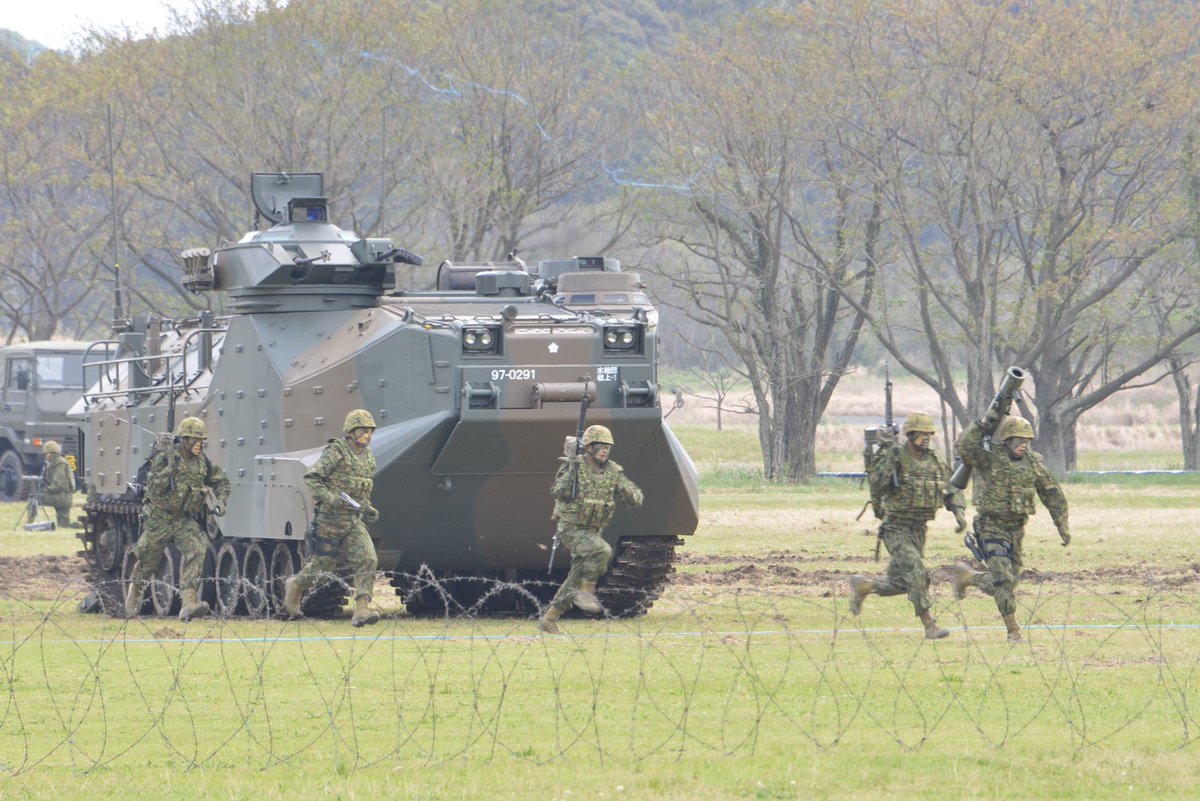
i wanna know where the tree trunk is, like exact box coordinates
[1168,357,1199,470]
[1033,407,1076,477]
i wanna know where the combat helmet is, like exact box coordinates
[175,417,208,439]
[344,409,377,433]
[581,424,614,447]
[43,440,62,454]
[997,416,1034,440]
[902,412,937,436]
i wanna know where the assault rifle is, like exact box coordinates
[857,364,900,518]
[549,375,591,574]
[856,364,901,560]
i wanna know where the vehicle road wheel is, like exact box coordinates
[214,541,243,616]
[268,542,299,613]
[150,545,180,616]
[0,450,23,503]
[242,542,270,618]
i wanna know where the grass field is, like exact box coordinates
[1,430,1199,799]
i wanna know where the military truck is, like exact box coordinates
[0,341,90,501]
[75,172,698,618]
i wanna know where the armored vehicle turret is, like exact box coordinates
[75,173,698,617]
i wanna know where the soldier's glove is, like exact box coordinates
[325,494,345,512]
[981,408,1003,429]
[155,432,175,452]
[953,508,968,533]
[362,504,380,523]
[1058,525,1071,547]
[876,428,898,447]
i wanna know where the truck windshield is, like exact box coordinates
[36,352,85,389]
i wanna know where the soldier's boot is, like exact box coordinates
[537,605,563,635]
[951,563,978,601]
[573,580,604,614]
[848,576,875,616]
[919,610,949,640]
[178,588,211,622]
[1003,613,1023,643]
[350,597,380,627]
[282,577,302,618]
[124,581,144,618]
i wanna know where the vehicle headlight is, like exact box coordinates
[603,326,639,353]
[462,326,500,354]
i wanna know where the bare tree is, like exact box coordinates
[0,51,114,340]
[805,0,1200,473]
[634,12,881,481]
[407,0,621,262]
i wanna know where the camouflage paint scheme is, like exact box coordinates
[74,173,698,616]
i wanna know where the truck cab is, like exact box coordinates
[0,341,91,500]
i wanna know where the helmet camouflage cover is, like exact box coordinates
[344,409,377,433]
[43,440,62,454]
[998,416,1034,440]
[581,424,614,447]
[902,412,937,436]
[175,417,208,439]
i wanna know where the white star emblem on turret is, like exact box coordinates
[548,342,559,354]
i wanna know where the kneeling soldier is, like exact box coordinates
[40,440,76,529]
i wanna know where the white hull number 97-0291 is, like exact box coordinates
[491,368,537,381]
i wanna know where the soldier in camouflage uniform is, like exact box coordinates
[40,440,76,528]
[952,413,1070,643]
[283,409,381,627]
[125,417,231,621]
[849,412,966,639]
[538,424,643,634]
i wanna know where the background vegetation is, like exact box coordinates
[2,0,1199,480]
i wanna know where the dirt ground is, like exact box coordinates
[3,551,1198,605]
[0,554,91,602]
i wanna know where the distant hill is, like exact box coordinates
[0,28,50,62]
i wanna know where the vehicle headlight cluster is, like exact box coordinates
[462,326,500,354]
[603,326,639,352]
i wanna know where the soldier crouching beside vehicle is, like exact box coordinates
[40,440,77,529]
[125,417,231,621]
[284,409,381,627]
[951,413,1070,643]
[849,412,966,639]
[538,425,643,634]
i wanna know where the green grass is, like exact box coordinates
[2,455,1200,799]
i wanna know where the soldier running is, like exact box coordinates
[284,409,381,627]
[538,425,643,634]
[849,412,966,639]
[951,413,1070,643]
[125,417,231,621]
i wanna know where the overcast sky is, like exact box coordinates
[2,1,200,51]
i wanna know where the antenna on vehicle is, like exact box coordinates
[106,104,125,329]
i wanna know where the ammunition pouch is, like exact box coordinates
[981,537,1014,561]
[305,511,342,559]
[575,498,615,529]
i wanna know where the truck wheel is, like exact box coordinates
[0,450,22,502]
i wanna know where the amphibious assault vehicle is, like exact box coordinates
[75,173,698,617]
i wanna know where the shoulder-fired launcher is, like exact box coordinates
[949,366,1027,490]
